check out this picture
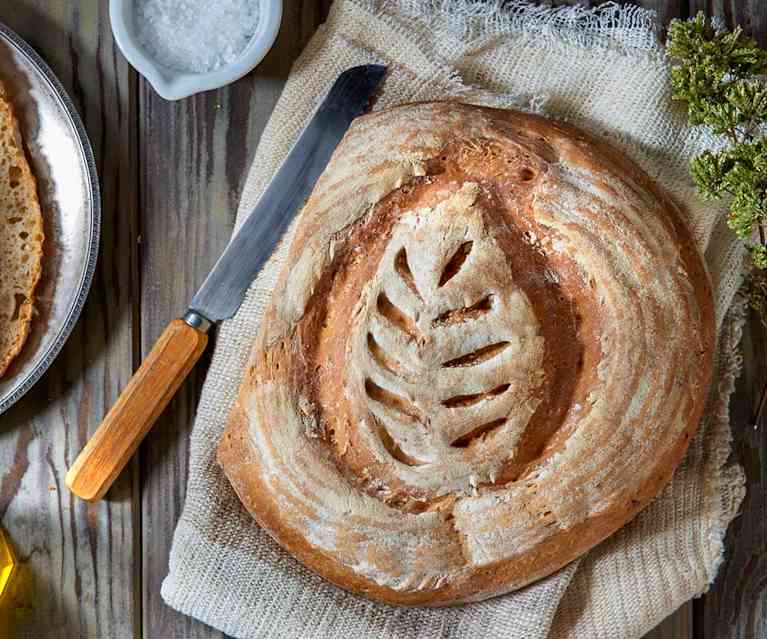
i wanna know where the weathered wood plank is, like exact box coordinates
[698,312,767,639]
[685,3,767,638]
[0,1,138,638]
[649,604,694,639]
[138,1,333,637]
[689,1,767,46]
[1,1,763,639]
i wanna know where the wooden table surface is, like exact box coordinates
[0,1,764,637]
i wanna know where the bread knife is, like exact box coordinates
[65,65,387,501]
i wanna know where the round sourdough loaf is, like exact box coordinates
[218,102,715,606]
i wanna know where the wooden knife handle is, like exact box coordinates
[65,319,208,501]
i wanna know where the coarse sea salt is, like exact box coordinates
[135,0,261,74]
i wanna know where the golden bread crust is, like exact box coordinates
[219,103,715,606]
[0,80,44,378]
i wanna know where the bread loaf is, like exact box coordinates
[0,81,43,378]
[218,103,715,606]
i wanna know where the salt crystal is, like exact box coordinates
[135,0,261,74]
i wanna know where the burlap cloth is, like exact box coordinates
[161,2,749,637]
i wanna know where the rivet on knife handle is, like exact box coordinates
[65,316,208,501]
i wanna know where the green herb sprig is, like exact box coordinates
[667,12,767,322]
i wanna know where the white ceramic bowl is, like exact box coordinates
[109,0,282,100]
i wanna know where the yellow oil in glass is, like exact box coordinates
[0,528,14,600]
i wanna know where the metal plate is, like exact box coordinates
[0,24,100,415]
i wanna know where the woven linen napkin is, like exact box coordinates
[161,2,748,637]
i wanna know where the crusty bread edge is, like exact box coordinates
[217,103,716,606]
[0,81,44,378]
[218,383,703,606]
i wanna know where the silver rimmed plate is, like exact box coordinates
[0,23,100,415]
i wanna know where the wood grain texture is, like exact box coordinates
[689,1,767,46]
[137,2,334,637]
[651,604,694,639]
[686,4,767,638]
[0,1,763,638]
[0,1,138,638]
[67,320,207,502]
[698,313,767,639]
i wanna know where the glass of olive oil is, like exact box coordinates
[0,527,14,599]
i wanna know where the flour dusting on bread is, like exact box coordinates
[218,103,715,606]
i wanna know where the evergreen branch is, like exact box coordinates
[668,12,767,329]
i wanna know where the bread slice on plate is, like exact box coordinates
[0,81,44,378]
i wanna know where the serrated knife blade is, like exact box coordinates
[65,65,387,502]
